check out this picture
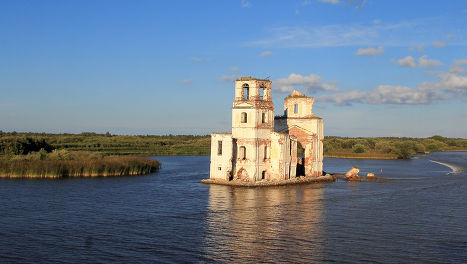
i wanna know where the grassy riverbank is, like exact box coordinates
[1,131,466,159]
[0,132,210,156]
[0,150,160,178]
[324,136,467,159]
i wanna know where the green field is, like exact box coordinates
[1,131,466,160]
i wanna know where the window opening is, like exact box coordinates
[260,86,265,100]
[262,171,266,180]
[262,112,266,123]
[217,140,222,155]
[242,84,249,100]
[240,146,246,160]
[241,112,248,123]
[264,146,268,160]
[294,104,299,114]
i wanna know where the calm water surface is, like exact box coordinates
[0,152,466,263]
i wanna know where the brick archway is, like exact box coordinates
[288,126,313,177]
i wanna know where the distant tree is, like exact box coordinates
[375,141,392,153]
[430,135,446,142]
[366,138,376,149]
[415,143,426,153]
[105,132,112,137]
[392,142,414,159]
[352,144,365,153]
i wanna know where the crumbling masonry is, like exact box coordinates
[209,77,323,182]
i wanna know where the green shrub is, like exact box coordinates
[375,141,391,153]
[49,149,71,160]
[352,144,365,153]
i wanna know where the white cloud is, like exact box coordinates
[356,0,366,9]
[260,51,273,57]
[418,55,443,68]
[181,78,193,84]
[432,41,446,48]
[247,18,467,48]
[318,0,339,4]
[446,34,453,39]
[319,84,444,105]
[218,74,239,82]
[241,0,251,8]
[438,72,467,96]
[318,60,467,105]
[273,73,339,94]
[373,19,381,25]
[191,57,206,62]
[355,46,384,56]
[410,43,425,52]
[230,67,239,72]
[449,59,467,74]
[396,56,416,67]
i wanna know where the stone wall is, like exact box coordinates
[210,133,234,180]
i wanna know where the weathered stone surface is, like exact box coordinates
[345,167,360,180]
[208,77,324,186]
[201,174,335,187]
[291,90,304,97]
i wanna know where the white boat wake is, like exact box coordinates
[430,160,463,175]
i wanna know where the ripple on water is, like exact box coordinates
[0,153,466,263]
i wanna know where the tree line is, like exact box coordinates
[1,131,466,159]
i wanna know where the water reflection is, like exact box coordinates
[204,184,326,262]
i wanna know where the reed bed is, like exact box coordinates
[0,152,160,178]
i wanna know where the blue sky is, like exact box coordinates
[1,0,466,137]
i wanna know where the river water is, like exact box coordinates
[0,152,466,263]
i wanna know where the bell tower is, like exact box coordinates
[231,77,274,182]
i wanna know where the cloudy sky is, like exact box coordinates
[1,0,466,137]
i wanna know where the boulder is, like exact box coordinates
[345,167,360,180]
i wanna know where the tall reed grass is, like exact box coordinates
[0,151,160,178]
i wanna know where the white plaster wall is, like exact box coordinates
[210,133,234,180]
[284,97,314,118]
[269,132,297,180]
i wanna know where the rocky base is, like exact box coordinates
[201,174,336,187]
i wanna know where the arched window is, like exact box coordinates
[261,171,266,180]
[217,140,222,155]
[260,85,265,100]
[261,112,266,123]
[242,83,249,100]
[264,146,268,160]
[240,146,246,160]
[241,112,248,123]
[294,103,299,114]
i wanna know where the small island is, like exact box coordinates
[0,136,159,178]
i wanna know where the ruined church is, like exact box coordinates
[209,76,324,182]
